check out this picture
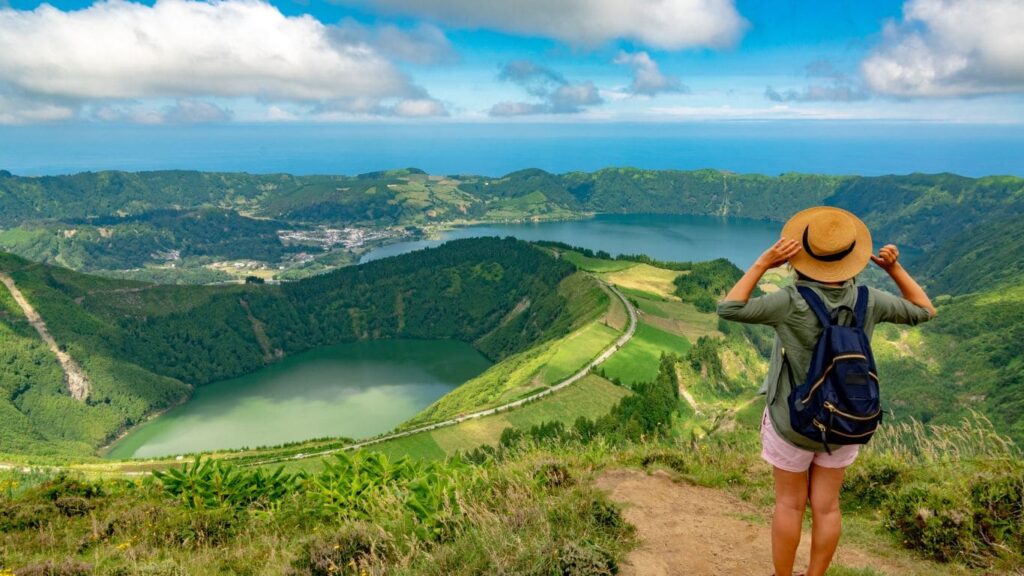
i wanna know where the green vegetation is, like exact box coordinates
[599,322,690,386]
[0,448,635,574]
[3,168,1022,288]
[1,254,1020,574]
[0,238,591,458]
[874,283,1024,444]
[374,374,629,461]
[1,166,1024,574]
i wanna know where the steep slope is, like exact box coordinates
[0,237,590,458]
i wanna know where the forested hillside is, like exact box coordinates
[0,237,596,458]
[2,167,1022,285]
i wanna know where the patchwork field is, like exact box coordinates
[600,263,682,300]
[634,298,722,341]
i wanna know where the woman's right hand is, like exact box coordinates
[755,237,802,270]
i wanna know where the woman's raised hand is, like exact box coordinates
[756,237,802,270]
[871,244,900,271]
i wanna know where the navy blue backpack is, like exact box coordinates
[787,285,882,453]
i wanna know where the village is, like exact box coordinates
[276,226,404,250]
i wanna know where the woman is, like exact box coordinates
[717,207,936,576]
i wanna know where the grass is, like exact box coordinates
[358,374,628,463]
[404,304,620,428]
[599,283,629,331]
[599,321,691,386]
[540,321,621,385]
[635,298,722,340]
[600,263,682,300]
[560,251,636,273]
[614,284,667,302]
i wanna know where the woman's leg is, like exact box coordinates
[805,464,846,576]
[772,466,808,576]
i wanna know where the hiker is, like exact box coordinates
[717,207,936,576]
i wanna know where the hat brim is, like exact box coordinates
[781,207,873,283]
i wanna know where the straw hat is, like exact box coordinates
[781,206,873,283]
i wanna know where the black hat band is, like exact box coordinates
[802,226,856,262]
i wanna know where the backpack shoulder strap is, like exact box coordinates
[854,285,869,328]
[796,285,831,327]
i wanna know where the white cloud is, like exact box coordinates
[0,92,74,124]
[0,0,448,122]
[765,60,870,102]
[332,20,457,65]
[614,51,688,96]
[392,98,450,117]
[92,99,233,124]
[764,84,869,102]
[862,0,1024,97]
[336,0,747,50]
[490,61,602,116]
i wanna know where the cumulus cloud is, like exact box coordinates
[0,0,448,122]
[614,51,688,96]
[489,60,602,116]
[335,0,746,50]
[862,0,1024,97]
[332,20,457,65]
[765,60,870,102]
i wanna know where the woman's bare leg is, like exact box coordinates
[806,464,846,576]
[772,466,808,576]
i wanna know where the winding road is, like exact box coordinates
[248,279,637,467]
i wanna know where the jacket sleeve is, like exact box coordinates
[717,288,793,326]
[868,287,933,326]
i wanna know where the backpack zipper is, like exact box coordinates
[800,353,869,404]
[812,418,878,438]
[823,401,881,421]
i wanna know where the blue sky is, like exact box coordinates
[1,0,1023,125]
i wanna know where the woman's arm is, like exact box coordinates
[871,244,937,317]
[723,237,802,303]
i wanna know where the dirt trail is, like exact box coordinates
[0,272,90,401]
[596,468,910,576]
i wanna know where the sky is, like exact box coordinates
[2,0,1024,126]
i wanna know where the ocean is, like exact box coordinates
[1,121,1022,177]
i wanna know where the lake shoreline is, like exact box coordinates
[103,338,492,460]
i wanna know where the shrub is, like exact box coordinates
[289,523,385,576]
[883,482,978,563]
[588,499,626,532]
[534,462,574,489]
[556,542,617,576]
[841,455,905,510]
[639,450,690,475]
[13,560,92,576]
[969,468,1024,558]
[34,474,104,501]
[53,496,94,517]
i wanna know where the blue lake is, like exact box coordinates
[363,213,782,269]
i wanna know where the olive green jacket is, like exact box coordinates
[717,278,933,451]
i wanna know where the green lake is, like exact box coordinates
[109,214,781,460]
[106,339,491,459]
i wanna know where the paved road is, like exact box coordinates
[248,280,638,467]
